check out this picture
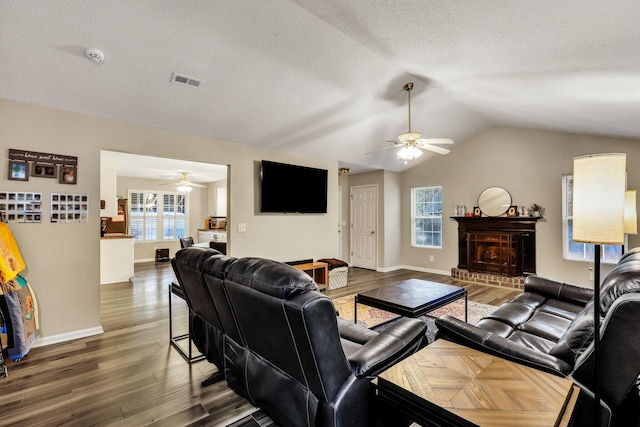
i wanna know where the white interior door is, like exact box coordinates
[350,185,377,270]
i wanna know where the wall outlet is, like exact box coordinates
[429,255,435,262]
[237,223,247,232]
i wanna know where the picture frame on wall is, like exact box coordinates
[59,166,77,184]
[8,160,28,181]
[31,162,57,178]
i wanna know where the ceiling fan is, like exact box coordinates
[367,82,454,163]
[165,172,207,193]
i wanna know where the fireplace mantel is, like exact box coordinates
[452,216,542,276]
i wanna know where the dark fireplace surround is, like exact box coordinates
[452,217,541,288]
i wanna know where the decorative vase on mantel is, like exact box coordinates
[530,204,542,217]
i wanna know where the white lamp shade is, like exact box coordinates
[573,153,626,244]
[625,190,637,235]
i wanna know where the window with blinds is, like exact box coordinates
[129,190,187,241]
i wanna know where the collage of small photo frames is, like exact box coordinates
[51,193,89,223]
[0,192,43,223]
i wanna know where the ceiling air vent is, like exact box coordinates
[170,73,202,88]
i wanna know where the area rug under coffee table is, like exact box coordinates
[332,294,495,329]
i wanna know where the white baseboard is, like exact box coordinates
[33,326,104,347]
[377,264,451,276]
[135,258,156,263]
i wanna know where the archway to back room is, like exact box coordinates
[99,150,229,285]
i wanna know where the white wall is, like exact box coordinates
[383,171,402,269]
[0,98,338,343]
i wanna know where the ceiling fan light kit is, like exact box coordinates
[396,142,423,161]
[365,82,454,164]
[162,172,207,192]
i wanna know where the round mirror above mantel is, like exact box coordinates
[478,187,512,217]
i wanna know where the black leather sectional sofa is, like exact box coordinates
[171,247,427,427]
[436,248,640,427]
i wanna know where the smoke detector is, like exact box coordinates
[86,48,105,63]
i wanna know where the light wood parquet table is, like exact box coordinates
[376,339,579,427]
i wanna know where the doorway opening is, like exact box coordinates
[99,150,229,283]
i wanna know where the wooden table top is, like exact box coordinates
[378,340,577,427]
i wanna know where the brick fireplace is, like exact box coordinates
[451,216,541,289]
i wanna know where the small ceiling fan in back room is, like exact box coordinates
[367,82,454,164]
[163,172,207,193]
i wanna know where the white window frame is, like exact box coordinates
[411,186,443,249]
[562,174,624,264]
[128,189,189,242]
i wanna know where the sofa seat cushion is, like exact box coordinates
[474,318,515,338]
[518,311,572,342]
[507,330,557,354]
[483,302,536,328]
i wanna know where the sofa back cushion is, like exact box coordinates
[548,301,595,364]
[200,254,243,344]
[224,258,352,401]
[172,247,226,367]
[599,260,640,314]
[225,257,318,298]
[172,247,223,329]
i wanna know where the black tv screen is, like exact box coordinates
[260,160,328,213]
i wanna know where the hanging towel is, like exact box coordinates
[0,223,25,285]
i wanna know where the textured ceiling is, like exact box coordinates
[2,0,639,173]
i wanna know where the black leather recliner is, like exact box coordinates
[171,247,226,384]
[179,236,194,248]
[436,248,640,427]
[171,248,427,427]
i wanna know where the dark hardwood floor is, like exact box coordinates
[0,262,521,426]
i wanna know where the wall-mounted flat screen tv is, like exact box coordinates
[260,160,328,213]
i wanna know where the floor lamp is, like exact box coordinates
[572,153,627,426]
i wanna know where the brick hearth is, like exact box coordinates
[451,268,525,290]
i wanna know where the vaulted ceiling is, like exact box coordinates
[2,1,639,173]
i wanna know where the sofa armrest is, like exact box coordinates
[346,317,426,377]
[336,316,378,345]
[435,315,573,377]
[525,275,593,306]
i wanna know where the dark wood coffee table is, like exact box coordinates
[354,279,467,323]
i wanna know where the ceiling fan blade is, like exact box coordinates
[416,143,451,155]
[416,137,454,145]
[365,145,400,155]
[189,182,208,188]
